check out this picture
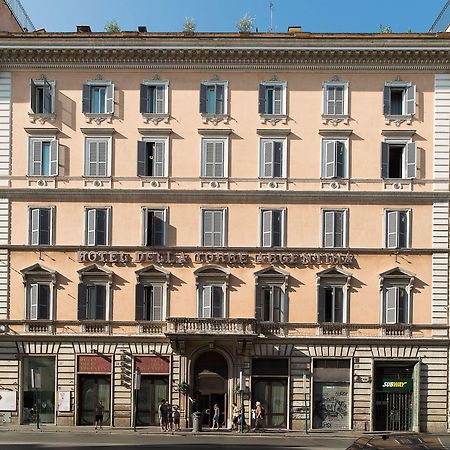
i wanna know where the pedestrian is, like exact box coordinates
[167,403,173,431]
[158,399,168,431]
[94,399,104,430]
[173,405,181,431]
[255,401,265,431]
[231,402,239,430]
[211,403,220,430]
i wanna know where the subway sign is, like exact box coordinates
[379,378,413,393]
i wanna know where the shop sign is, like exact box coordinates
[77,250,355,266]
[379,378,412,393]
[78,355,112,374]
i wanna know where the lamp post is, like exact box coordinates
[133,368,141,432]
[239,370,245,433]
[31,368,41,430]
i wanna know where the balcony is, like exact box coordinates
[165,318,257,336]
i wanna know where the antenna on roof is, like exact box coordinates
[268,1,274,32]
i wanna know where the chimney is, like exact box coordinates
[138,26,147,32]
[288,26,302,33]
[77,25,92,33]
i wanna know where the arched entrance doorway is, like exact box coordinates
[193,351,229,427]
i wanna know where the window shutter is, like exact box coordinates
[139,84,148,113]
[255,289,263,321]
[323,141,335,178]
[212,210,223,246]
[262,141,273,177]
[381,142,389,178]
[154,142,165,177]
[386,211,398,248]
[398,288,408,324]
[383,85,391,116]
[142,208,149,246]
[31,140,42,176]
[398,211,408,248]
[272,210,282,247]
[385,287,397,324]
[215,84,224,114]
[43,79,53,114]
[273,287,282,322]
[87,140,98,176]
[203,210,213,246]
[262,210,272,247]
[334,211,343,248]
[29,284,38,319]
[77,283,87,320]
[274,87,282,115]
[406,84,416,116]
[38,284,50,320]
[96,209,108,246]
[135,284,145,320]
[336,141,345,178]
[137,141,148,176]
[317,287,325,322]
[406,142,416,179]
[323,211,334,247]
[258,84,266,114]
[50,140,58,176]
[97,141,108,176]
[199,83,207,113]
[202,286,212,318]
[279,288,287,322]
[151,210,165,246]
[39,208,51,245]
[86,209,96,245]
[334,287,343,322]
[30,79,37,113]
[82,84,91,113]
[30,208,40,245]
[334,86,344,115]
[211,286,223,318]
[156,86,165,114]
[214,141,224,177]
[95,285,106,320]
[273,141,283,177]
[203,141,215,177]
[106,84,114,114]
[152,285,163,321]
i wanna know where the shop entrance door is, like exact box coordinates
[78,375,111,426]
[136,375,169,426]
[252,378,287,428]
[198,393,226,427]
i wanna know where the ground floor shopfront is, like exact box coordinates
[0,337,447,432]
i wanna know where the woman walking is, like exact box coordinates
[211,403,221,430]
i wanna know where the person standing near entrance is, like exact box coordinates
[253,401,265,431]
[231,402,239,430]
[158,399,168,431]
[211,403,221,430]
[94,400,104,430]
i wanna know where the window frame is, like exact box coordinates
[381,138,416,180]
[260,208,286,248]
[84,136,112,177]
[259,137,287,179]
[200,137,228,179]
[140,80,169,115]
[28,136,59,177]
[321,209,348,249]
[322,81,349,117]
[201,208,227,247]
[258,81,287,116]
[321,138,348,179]
[82,80,114,115]
[142,207,168,247]
[29,206,55,246]
[137,137,168,178]
[84,207,111,246]
[383,81,416,117]
[195,266,229,319]
[384,209,411,249]
[26,282,53,320]
[199,81,228,116]
[30,78,56,115]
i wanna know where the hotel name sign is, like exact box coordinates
[77,250,355,266]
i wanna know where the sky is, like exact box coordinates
[19,0,446,34]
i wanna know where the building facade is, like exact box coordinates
[0,28,449,432]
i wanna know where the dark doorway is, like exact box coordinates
[193,351,228,427]
[78,375,111,426]
[136,375,169,426]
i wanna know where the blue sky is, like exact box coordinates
[20,0,445,33]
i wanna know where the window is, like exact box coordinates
[85,207,110,246]
[202,209,226,247]
[317,268,351,324]
[322,209,347,248]
[383,82,416,117]
[381,142,416,179]
[195,266,229,319]
[135,266,170,322]
[201,139,226,178]
[142,208,167,246]
[260,139,285,178]
[200,82,227,115]
[261,209,285,248]
[28,138,58,176]
[84,137,111,177]
[30,79,55,114]
[82,81,114,114]
[137,140,166,177]
[321,140,347,179]
[29,207,53,245]
[258,82,286,115]
[323,82,348,117]
[77,265,113,321]
[385,210,410,249]
[140,82,168,115]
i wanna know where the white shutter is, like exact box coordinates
[203,142,215,177]
[97,141,108,176]
[152,285,163,321]
[273,141,283,177]
[334,211,344,248]
[156,86,165,114]
[406,142,416,179]
[272,287,282,322]
[214,141,224,177]
[106,83,114,114]
[88,140,98,176]
[273,87,282,114]
[202,286,212,318]
[29,284,38,320]
[334,86,344,115]
[87,209,97,246]
[385,287,397,324]
[406,84,416,116]
[386,211,398,248]
[31,140,42,176]
[30,208,40,245]
[50,140,58,176]
[153,142,165,177]
[323,211,335,247]
[324,141,336,178]
[152,209,165,246]
[212,210,223,246]
[263,141,273,177]
[262,210,272,247]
